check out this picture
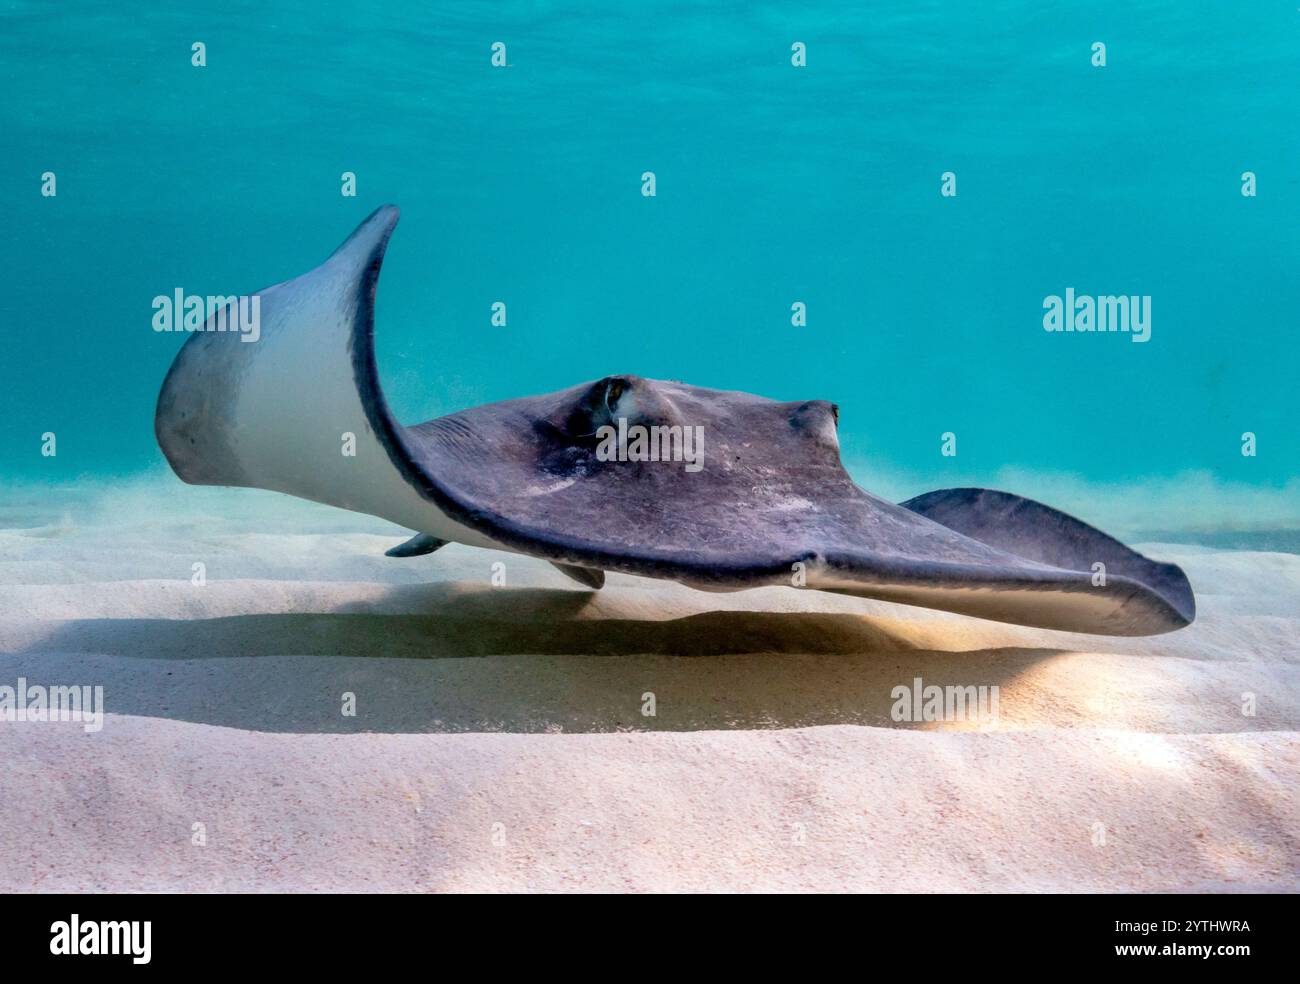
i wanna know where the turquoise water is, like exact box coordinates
[3,1,1297,524]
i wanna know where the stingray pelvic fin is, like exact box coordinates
[385,533,449,558]
[550,562,606,589]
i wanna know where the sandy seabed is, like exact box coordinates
[1,485,1297,892]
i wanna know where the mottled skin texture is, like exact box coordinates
[155,206,1195,636]
[394,375,1194,633]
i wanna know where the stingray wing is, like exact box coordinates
[155,207,494,548]
[841,488,1195,635]
[900,486,1194,629]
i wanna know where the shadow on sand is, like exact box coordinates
[16,585,1065,735]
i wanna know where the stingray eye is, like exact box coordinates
[603,378,627,413]
[563,377,638,440]
[831,404,840,427]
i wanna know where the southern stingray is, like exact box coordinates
[155,206,1195,636]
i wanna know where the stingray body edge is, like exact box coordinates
[155,206,1195,637]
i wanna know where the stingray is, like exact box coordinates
[155,206,1194,636]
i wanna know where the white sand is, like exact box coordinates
[1,484,1297,892]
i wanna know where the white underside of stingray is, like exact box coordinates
[156,211,494,549]
[155,206,1195,636]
